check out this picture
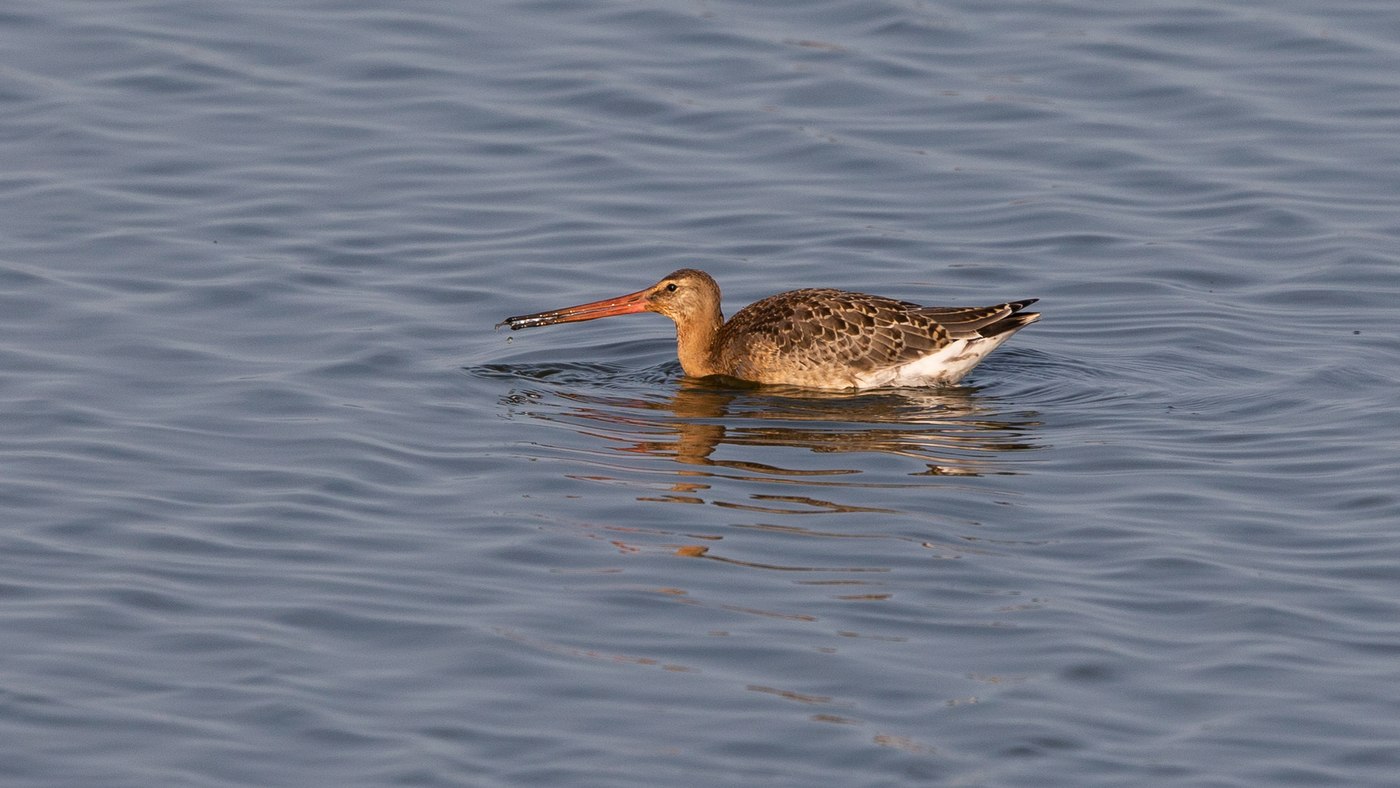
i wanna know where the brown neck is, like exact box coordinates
[674,308,724,378]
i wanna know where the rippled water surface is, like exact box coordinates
[4,1,1400,785]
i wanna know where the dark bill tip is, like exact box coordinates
[497,314,549,330]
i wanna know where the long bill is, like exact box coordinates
[496,287,653,330]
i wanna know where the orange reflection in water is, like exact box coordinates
[501,376,1044,568]
[540,378,1042,480]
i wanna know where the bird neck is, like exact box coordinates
[674,308,724,378]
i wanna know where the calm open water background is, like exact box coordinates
[4,1,1400,785]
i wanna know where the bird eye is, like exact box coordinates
[665,283,678,292]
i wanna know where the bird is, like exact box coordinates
[497,269,1038,390]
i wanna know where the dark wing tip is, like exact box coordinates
[979,309,1040,337]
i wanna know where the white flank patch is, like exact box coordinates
[853,333,1019,389]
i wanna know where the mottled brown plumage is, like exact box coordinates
[499,269,1039,390]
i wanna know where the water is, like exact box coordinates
[3,1,1399,785]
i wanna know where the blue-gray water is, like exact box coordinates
[4,1,1399,785]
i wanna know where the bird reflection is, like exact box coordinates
[491,370,1045,572]
[506,376,1042,484]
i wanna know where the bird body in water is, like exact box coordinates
[499,269,1038,391]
